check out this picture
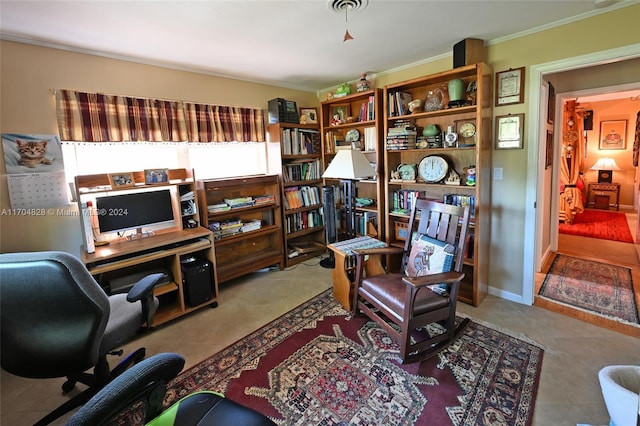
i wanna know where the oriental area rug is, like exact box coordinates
[539,254,640,326]
[558,209,634,243]
[154,289,543,425]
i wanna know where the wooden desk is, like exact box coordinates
[327,236,386,310]
[587,182,620,211]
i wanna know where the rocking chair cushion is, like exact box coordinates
[405,233,456,277]
[361,273,450,318]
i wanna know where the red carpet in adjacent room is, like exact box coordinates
[559,209,634,243]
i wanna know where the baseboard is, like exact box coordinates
[488,285,526,305]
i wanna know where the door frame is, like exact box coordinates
[523,43,640,305]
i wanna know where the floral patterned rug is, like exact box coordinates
[157,289,544,425]
[540,254,640,325]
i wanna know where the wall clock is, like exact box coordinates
[455,119,476,147]
[418,155,449,183]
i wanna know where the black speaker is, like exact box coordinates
[453,38,484,68]
[180,256,214,307]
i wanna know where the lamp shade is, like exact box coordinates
[322,149,375,180]
[590,158,621,171]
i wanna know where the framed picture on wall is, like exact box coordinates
[545,131,553,169]
[495,67,525,106]
[547,82,555,125]
[599,120,627,150]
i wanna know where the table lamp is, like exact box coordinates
[590,158,621,183]
[322,149,376,239]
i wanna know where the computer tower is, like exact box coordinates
[180,256,214,307]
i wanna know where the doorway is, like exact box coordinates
[523,45,640,306]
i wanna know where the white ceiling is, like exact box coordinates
[0,0,634,92]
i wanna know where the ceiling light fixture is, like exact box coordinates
[327,0,368,42]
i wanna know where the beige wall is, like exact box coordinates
[0,41,318,256]
[2,3,639,299]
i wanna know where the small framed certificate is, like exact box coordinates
[495,113,524,149]
[495,67,525,106]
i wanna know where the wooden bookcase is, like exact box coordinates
[320,88,385,240]
[197,174,284,283]
[267,122,326,266]
[383,63,492,306]
[75,168,218,326]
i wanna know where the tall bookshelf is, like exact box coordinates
[320,88,385,239]
[267,122,326,266]
[383,63,492,306]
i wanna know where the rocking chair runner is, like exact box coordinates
[350,199,472,364]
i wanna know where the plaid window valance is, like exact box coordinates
[55,89,265,143]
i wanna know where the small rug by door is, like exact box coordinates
[559,209,634,243]
[153,289,543,425]
[540,254,640,325]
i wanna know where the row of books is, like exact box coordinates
[390,190,422,214]
[357,96,376,122]
[387,91,413,117]
[443,193,477,217]
[282,159,321,182]
[285,210,323,234]
[283,185,321,210]
[281,128,321,156]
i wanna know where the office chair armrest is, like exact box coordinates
[126,273,165,302]
[127,273,165,328]
[66,352,185,426]
[402,271,465,289]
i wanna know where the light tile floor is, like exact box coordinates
[1,258,638,425]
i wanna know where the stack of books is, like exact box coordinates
[224,197,255,209]
[386,119,416,150]
[209,219,243,239]
[241,219,262,233]
[208,203,230,213]
[254,194,275,205]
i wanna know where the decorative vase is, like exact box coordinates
[448,78,464,101]
[448,78,465,107]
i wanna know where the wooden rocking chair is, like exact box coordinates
[351,199,471,364]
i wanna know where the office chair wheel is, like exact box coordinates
[62,379,76,393]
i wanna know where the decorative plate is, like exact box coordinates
[345,129,360,142]
[397,164,416,181]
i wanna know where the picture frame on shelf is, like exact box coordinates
[108,172,135,188]
[299,107,318,124]
[495,113,524,149]
[330,104,350,126]
[495,67,525,106]
[599,120,627,150]
[144,168,169,184]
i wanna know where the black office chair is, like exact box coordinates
[67,352,277,426]
[0,251,162,426]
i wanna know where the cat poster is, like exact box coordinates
[2,133,69,209]
[2,133,64,174]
